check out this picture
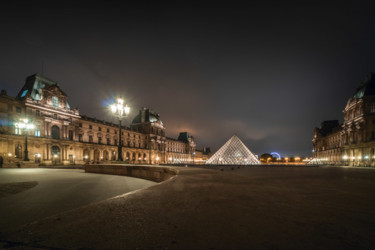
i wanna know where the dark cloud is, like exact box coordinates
[1,1,375,157]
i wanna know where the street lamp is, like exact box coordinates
[110,99,130,161]
[8,153,12,163]
[73,155,76,165]
[15,118,35,161]
[193,151,196,165]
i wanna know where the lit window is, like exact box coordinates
[52,96,59,107]
[35,127,41,137]
[15,127,21,135]
[20,89,28,97]
[371,103,375,113]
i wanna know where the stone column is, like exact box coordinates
[46,144,50,160]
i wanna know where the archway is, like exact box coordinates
[51,125,60,139]
[103,150,109,161]
[83,149,90,161]
[94,149,100,162]
[51,146,60,163]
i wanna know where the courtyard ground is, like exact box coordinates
[0,166,375,249]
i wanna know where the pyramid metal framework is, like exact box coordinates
[206,135,260,165]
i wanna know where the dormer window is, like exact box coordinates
[52,96,59,107]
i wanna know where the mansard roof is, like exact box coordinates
[16,74,67,101]
[132,107,163,125]
[316,120,341,137]
[352,73,375,98]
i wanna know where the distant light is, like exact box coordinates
[343,155,348,160]
[365,155,369,159]
[270,152,281,159]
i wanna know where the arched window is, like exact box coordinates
[15,144,22,158]
[51,125,60,139]
[51,146,60,158]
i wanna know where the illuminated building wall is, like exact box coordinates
[0,74,200,165]
[313,74,375,166]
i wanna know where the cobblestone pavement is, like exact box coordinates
[1,166,375,249]
[0,168,156,231]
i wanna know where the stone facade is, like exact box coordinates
[0,74,204,165]
[313,74,375,166]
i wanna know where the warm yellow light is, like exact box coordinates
[118,98,124,104]
[8,153,12,157]
[124,105,130,116]
[54,154,57,158]
[110,104,116,113]
[343,155,348,160]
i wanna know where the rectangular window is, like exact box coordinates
[35,128,41,137]
[114,139,117,145]
[98,137,102,144]
[69,130,73,140]
[36,110,40,116]
[89,125,92,129]
[52,96,59,107]
[79,134,83,142]
[99,127,101,131]
[107,128,109,133]
[107,138,110,145]
[89,136,93,143]
[371,103,375,113]
[15,127,21,135]
[79,123,82,127]
[16,107,21,113]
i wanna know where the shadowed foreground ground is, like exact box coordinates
[1,166,375,249]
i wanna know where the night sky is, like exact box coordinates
[1,1,375,157]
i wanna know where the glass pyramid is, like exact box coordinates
[206,135,260,165]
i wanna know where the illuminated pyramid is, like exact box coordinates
[206,135,260,165]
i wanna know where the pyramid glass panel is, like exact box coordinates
[206,135,260,165]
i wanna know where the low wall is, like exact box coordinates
[84,164,179,183]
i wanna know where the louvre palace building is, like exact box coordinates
[313,73,375,166]
[0,74,210,166]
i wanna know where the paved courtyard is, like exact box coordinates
[0,168,156,231]
[1,166,375,249]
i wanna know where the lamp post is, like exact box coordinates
[193,151,196,165]
[15,118,35,161]
[8,153,12,163]
[110,99,130,162]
